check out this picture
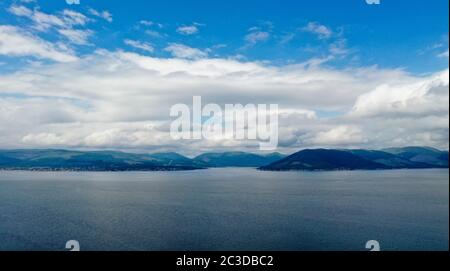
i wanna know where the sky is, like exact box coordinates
[0,0,448,155]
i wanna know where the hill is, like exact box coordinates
[260,149,388,171]
[260,147,448,171]
[193,152,286,167]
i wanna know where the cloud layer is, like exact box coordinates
[0,3,448,155]
[0,25,77,62]
[0,48,447,154]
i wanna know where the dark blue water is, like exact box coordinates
[0,168,448,251]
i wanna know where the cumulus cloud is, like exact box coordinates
[140,20,163,31]
[164,43,207,59]
[88,8,113,23]
[58,28,93,45]
[244,31,270,46]
[329,38,349,57]
[302,22,333,39]
[0,47,447,153]
[438,49,449,58]
[8,5,89,31]
[351,70,449,118]
[309,126,365,146]
[61,9,90,26]
[140,20,154,26]
[0,6,447,154]
[176,25,199,35]
[124,39,154,53]
[0,25,78,62]
[8,5,93,46]
[8,5,33,17]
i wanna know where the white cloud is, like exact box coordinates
[140,20,154,26]
[23,8,66,31]
[0,49,447,153]
[58,28,93,45]
[329,38,349,56]
[8,5,94,46]
[244,31,270,46]
[8,5,89,31]
[88,8,113,23]
[0,25,78,62]
[140,20,163,28]
[124,39,154,53]
[351,70,449,118]
[438,49,449,58]
[176,25,199,35]
[302,22,333,39]
[309,126,365,146]
[8,5,33,17]
[61,9,90,26]
[164,43,207,59]
[0,6,447,153]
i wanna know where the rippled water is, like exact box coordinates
[0,168,448,251]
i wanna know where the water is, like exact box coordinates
[0,168,448,251]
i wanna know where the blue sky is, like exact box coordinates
[0,0,448,73]
[0,0,448,153]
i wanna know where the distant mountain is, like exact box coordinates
[346,149,432,168]
[193,152,286,167]
[1,147,447,172]
[148,152,209,167]
[260,149,388,171]
[263,152,286,161]
[149,152,191,162]
[0,150,203,171]
[382,147,449,167]
[0,149,284,171]
[261,147,449,171]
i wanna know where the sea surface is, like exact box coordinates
[0,168,448,251]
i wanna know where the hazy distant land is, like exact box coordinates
[0,146,448,172]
